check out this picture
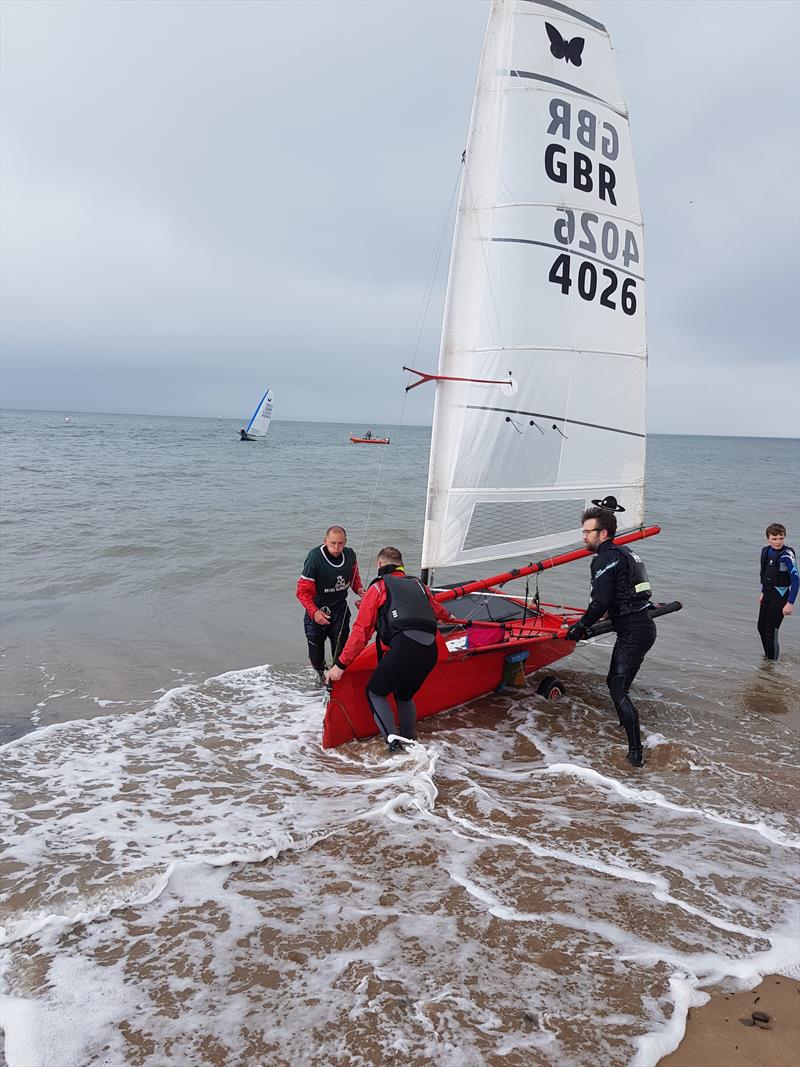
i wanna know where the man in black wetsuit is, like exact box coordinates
[566,505,656,768]
[296,526,366,683]
[324,547,454,751]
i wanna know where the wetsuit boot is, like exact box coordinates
[607,669,644,767]
[609,685,644,767]
[606,620,655,768]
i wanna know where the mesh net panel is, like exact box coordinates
[462,498,583,552]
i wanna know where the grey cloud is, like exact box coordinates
[1,0,798,436]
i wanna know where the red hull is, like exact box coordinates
[350,436,390,444]
[322,529,663,748]
[322,611,577,748]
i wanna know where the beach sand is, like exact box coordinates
[658,974,800,1067]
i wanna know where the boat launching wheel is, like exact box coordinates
[536,675,565,701]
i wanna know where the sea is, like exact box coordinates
[1,409,799,1067]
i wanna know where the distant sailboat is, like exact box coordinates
[64,416,72,425]
[239,387,274,442]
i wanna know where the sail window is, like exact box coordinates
[462,499,584,553]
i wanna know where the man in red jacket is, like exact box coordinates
[325,546,455,752]
[296,526,365,683]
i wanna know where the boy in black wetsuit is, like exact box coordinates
[566,505,656,768]
[757,523,798,660]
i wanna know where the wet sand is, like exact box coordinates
[658,974,800,1067]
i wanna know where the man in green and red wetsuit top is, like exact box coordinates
[758,522,798,661]
[297,526,366,683]
[325,546,457,752]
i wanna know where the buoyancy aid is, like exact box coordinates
[306,546,357,608]
[615,544,652,616]
[374,573,438,645]
[761,544,797,593]
[588,542,652,619]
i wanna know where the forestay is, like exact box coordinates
[246,387,275,438]
[422,0,647,571]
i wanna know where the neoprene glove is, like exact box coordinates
[565,623,586,642]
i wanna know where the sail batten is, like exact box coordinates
[518,0,607,33]
[464,406,646,439]
[508,70,628,118]
[491,238,644,280]
[469,346,646,359]
[421,0,647,572]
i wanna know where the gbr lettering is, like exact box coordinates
[543,97,639,314]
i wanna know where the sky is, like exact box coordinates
[1,0,798,437]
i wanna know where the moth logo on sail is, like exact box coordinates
[545,22,584,66]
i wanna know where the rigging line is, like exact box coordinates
[355,385,410,589]
[353,161,462,590]
[540,340,579,617]
[461,158,506,348]
[407,163,462,367]
[513,422,571,619]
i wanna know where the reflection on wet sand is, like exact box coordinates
[739,662,798,717]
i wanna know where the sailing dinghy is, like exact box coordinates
[239,387,274,441]
[324,0,679,747]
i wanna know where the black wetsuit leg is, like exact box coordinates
[366,635,438,741]
[303,602,350,674]
[327,602,351,664]
[303,613,327,674]
[606,617,656,766]
[757,590,788,660]
[395,700,417,740]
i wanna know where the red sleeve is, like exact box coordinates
[296,576,317,617]
[428,588,455,623]
[337,582,384,667]
[350,560,365,596]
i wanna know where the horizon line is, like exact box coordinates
[2,407,799,442]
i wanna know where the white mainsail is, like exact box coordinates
[422,0,646,571]
[245,387,275,438]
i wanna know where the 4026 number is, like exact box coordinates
[548,254,637,315]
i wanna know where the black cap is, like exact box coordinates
[590,494,626,513]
